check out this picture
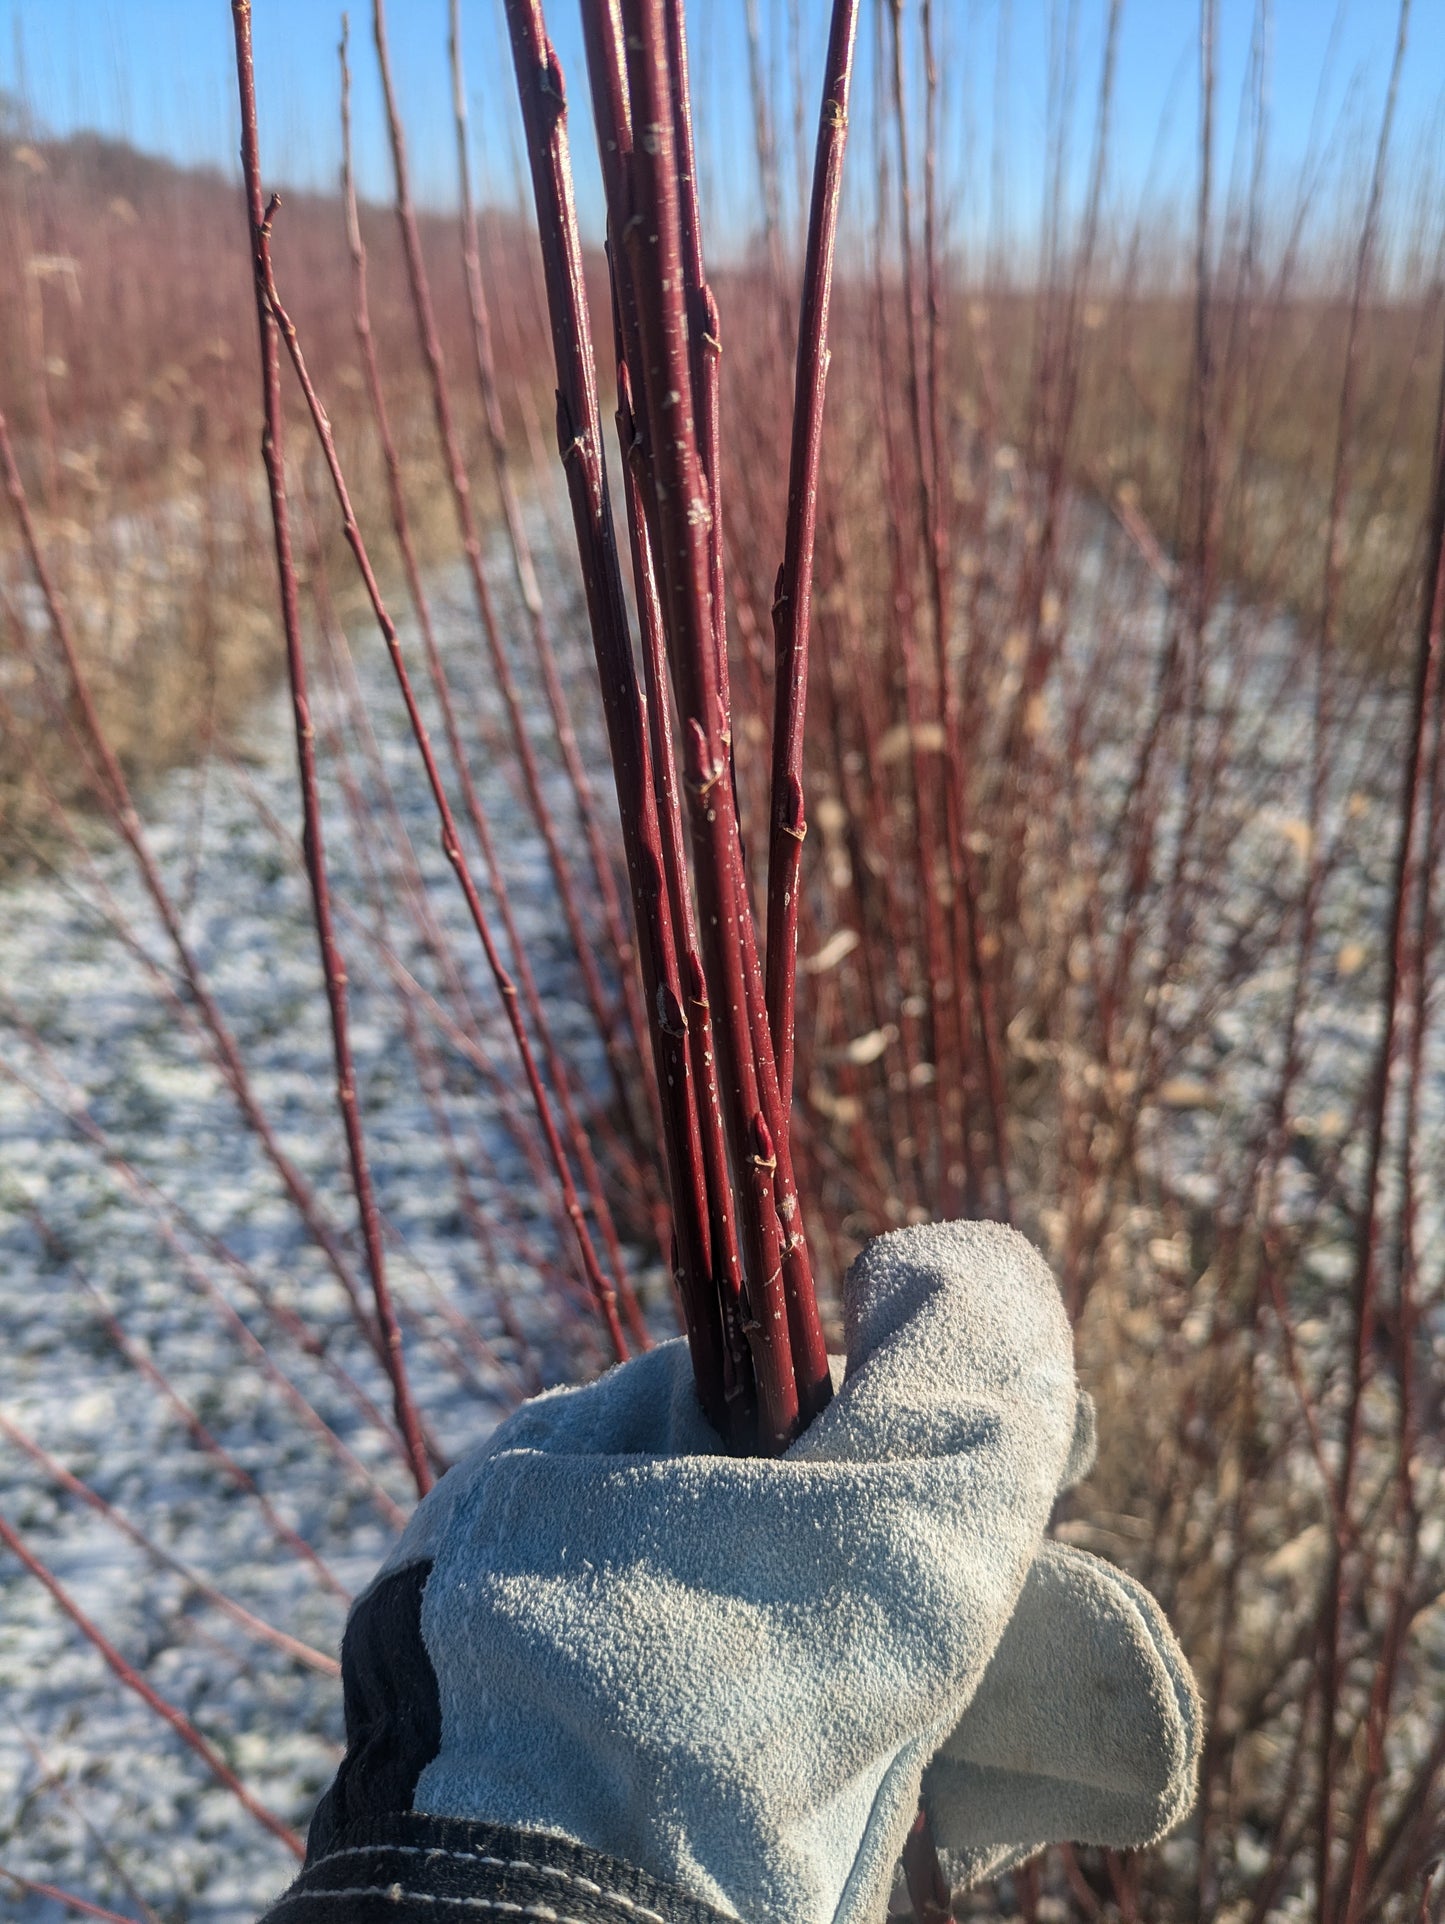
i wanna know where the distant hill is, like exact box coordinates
[0,122,551,470]
[1,126,231,203]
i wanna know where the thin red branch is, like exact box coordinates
[1314,12,1418,1910]
[0,1510,304,1859]
[255,217,630,1368]
[0,1868,145,1924]
[502,0,737,1433]
[447,0,652,1099]
[766,0,859,1113]
[335,24,638,1357]
[616,0,806,1443]
[0,1412,339,1677]
[230,0,432,1495]
[370,0,649,1145]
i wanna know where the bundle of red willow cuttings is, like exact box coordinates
[233,0,942,1894]
[501,0,858,1456]
[225,0,865,1485]
[227,0,857,1464]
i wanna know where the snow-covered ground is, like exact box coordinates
[0,542,652,1920]
[1058,520,1445,1247]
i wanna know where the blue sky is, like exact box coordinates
[1,1,1441,259]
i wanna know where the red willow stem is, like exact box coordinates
[1415,1864,1442,1924]
[1360,1706,1445,1915]
[0,1509,305,1860]
[659,25,834,1420]
[1314,9,1415,1916]
[618,365,752,1415]
[929,246,1012,1225]
[504,0,773,1446]
[765,0,860,1111]
[230,0,433,1498]
[0,407,429,1439]
[335,26,643,1357]
[576,7,752,1416]
[658,0,730,724]
[622,0,833,1425]
[369,0,652,1148]
[446,0,653,1103]
[250,203,630,1369]
[890,0,1010,1219]
[229,756,599,1304]
[228,679,577,1236]
[1261,0,1404,1300]
[900,1806,952,1923]
[507,0,839,1446]
[1323,223,1441,1924]
[503,0,755,1440]
[296,523,567,1394]
[870,257,968,1210]
[0,1868,145,1924]
[700,9,848,1403]
[601,0,804,1445]
[869,34,958,1860]
[0,1412,340,1677]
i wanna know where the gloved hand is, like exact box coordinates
[266,1222,1199,1924]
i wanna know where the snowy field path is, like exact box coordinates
[0,549,645,1920]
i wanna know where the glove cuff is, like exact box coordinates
[259,1812,740,1924]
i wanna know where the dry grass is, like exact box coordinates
[0,127,548,859]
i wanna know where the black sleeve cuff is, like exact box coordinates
[258,1811,739,1924]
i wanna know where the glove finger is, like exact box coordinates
[923,1541,1202,1878]
[368,1341,715,1587]
[796,1220,1079,1480]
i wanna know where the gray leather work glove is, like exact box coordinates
[266,1222,1200,1924]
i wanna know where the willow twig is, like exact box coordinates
[230,0,432,1495]
[765,0,859,1111]
[0,1511,304,1859]
[0,1867,145,1924]
[336,23,641,1355]
[252,202,630,1368]
[0,1413,339,1676]
[447,0,651,1094]
[370,0,651,1146]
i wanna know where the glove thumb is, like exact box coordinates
[922,1541,1202,1887]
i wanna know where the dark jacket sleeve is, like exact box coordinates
[257,1811,739,1924]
